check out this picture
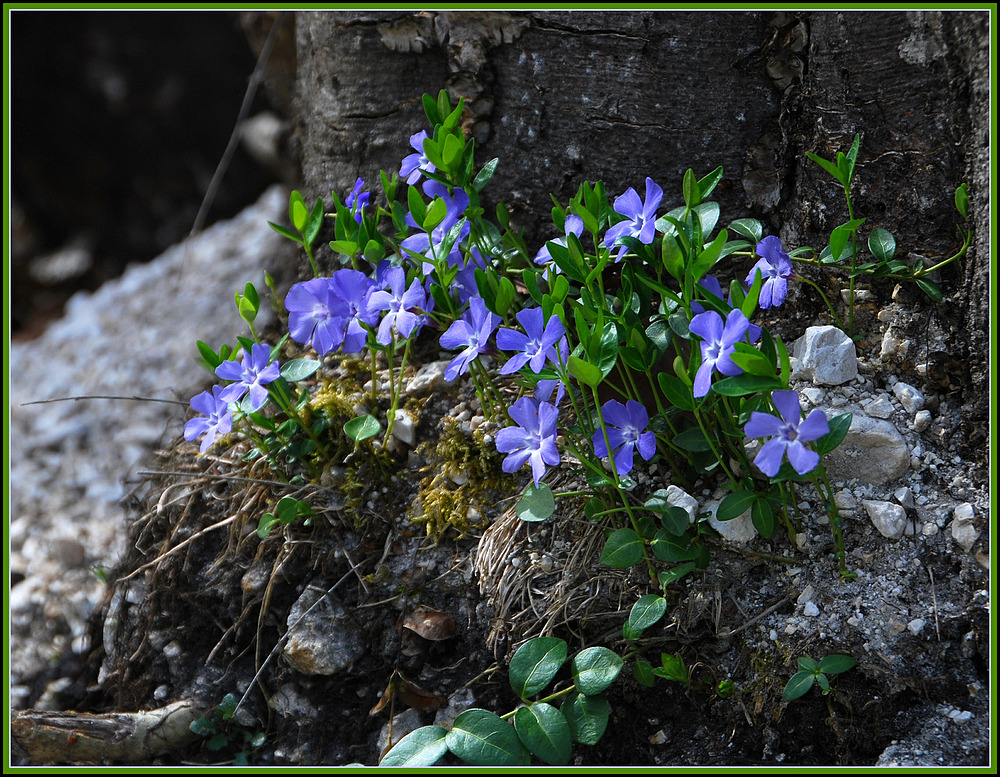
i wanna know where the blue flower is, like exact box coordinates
[534,214,585,268]
[692,275,762,344]
[604,177,663,262]
[744,390,830,476]
[439,296,501,381]
[689,308,751,398]
[345,177,370,224]
[495,396,561,487]
[399,130,437,185]
[592,399,656,476]
[215,342,281,412]
[365,267,427,345]
[496,306,566,375]
[184,385,234,454]
[745,236,794,309]
[330,268,377,354]
[285,278,350,356]
[401,181,470,274]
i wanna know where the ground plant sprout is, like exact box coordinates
[182,90,970,766]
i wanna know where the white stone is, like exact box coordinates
[665,485,699,523]
[791,325,858,385]
[907,618,926,635]
[892,382,925,414]
[880,326,910,360]
[404,359,450,395]
[893,486,915,509]
[950,503,979,551]
[824,410,910,484]
[864,396,895,419]
[706,501,756,543]
[391,408,416,446]
[803,601,820,617]
[801,386,826,405]
[863,499,908,539]
[913,409,932,432]
[952,710,974,724]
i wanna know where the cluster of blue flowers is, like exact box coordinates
[185,124,823,493]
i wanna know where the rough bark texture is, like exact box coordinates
[294,11,988,447]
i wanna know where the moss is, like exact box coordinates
[409,418,513,541]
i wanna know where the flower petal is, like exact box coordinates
[744,410,784,439]
[785,441,820,475]
[771,390,802,425]
[753,437,788,477]
[797,409,831,442]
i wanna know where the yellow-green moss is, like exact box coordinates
[409,418,513,541]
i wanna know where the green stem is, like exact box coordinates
[796,275,848,333]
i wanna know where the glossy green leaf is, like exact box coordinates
[267,221,301,244]
[682,168,701,207]
[380,725,449,766]
[290,190,308,233]
[698,166,724,198]
[955,182,968,218]
[280,358,320,382]
[513,703,572,765]
[694,201,721,237]
[304,198,324,245]
[782,671,816,701]
[600,528,644,568]
[673,427,712,452]
[656,652,687,683]
[446,709,530,766]
[627,594,667,632]
[568,355,603,388]
[344,414,380,442]
[717,490,756,521]
[868,227,896,262]
[660,506,691,536]
[712,374,783,396]
[751,498,776,539]
[509,637,568,698]
[658,373,694,411]
[814,412,852,454]
[806,152,845,185]
[633,659,656,687]
[830,218,866,262]
[690,229,728,281]
[818,654,856,675]
[651,530,699,562]
[728,217,763,243]
[658,562,696,587]
[562,693,610,746]
[572,647,624,696]
[329,239,359,256]
[516,483,555,522]
[915,277,943,302]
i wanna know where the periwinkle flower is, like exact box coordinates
[215,342,280,411]
[746,235,794,309]
[439,296,501,381]
[534,214,585,268]
[592,399,656,476]
[692,275,762,344]
[495,396,561,487]
[285,278,350,356]
[496,307,566,375]
[399,130,437,185]
[604,177,663,262]
[184,385,234,454]
[345,177,370,224]
[330,268,377,353]
[744,390,830,477]
[401,181,471,274]
[365,266,427,345]
[689,308,751,398]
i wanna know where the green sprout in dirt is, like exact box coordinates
[782,654,857,701]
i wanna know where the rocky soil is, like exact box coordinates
[8,190,991,767]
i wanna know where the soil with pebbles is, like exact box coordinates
[8,195,991,767]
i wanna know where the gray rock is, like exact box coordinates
[950,503,979,552]
[284,586,367,675]
[405,360,450,395]
[892,381,925,414]
[391,408,416,446]
[706,500,756,543]
[664,485,699,523]
[791,325,858,385]
[824,410,910,484]
[913,409,933,432]
[864,395,895,419]
[864,499,908,539]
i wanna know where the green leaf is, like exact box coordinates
[656,652,687,683]
[562,693,610,746]
[660,506,691,536]
[682,168,701,207]
[344,414,380,442]
[274,496,300,524]
[407,185,426,226]
[600,528,644,568]
[513,703,572,766]
[206,733,229,751]
[472,158,500,192]
[815,412,852,455]
[422,92,441,125]
[658,373,694,411]
[915,277,943,302]
[782,671,816,701]
[830,218,867,262]
[516,483,555,522]
[673,427,712,452]
[751,498,776,539]
[423,197,448,231]
[717,490,755,521]
[729,346,777,377]
[280,358,320,382]
[196,340,223,370]
[868,227,896,262]
[798,656,821,673]
[380,725,448,766]
[190,717,214,737]
[661,232,684,280]
[509,637,568,698]
[572,647,624,696]
[442,133,464,171]
[658,562,695,587]
[290,190,308,233]
[568,355,603,388]
[268,221,302,244]
[728,217,763,243]
[806,152,845,185]
[304,198,324,246]
[955,182,968,218]
[257,514,278,539]
[690,229,728,281]
[446,709,530,766]
[712,374,783,396]
[697,166,723,198]
[595,321,620,378]
[584,497,605,521]
[628,594,667,632]
[818,654,857,675]
[217,693,238,719]
[694,201,721,237]
[633,659,656,687]
[651,530,699,562]
[844,133,860,181]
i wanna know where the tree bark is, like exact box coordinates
[293,10,989,461]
